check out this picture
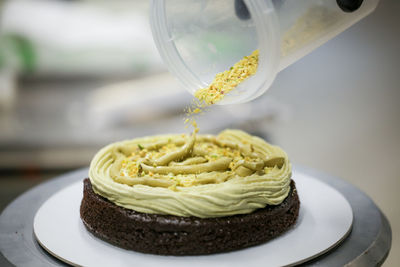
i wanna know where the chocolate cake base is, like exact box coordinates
[80,179,300,255]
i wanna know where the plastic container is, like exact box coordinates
[150,0,379,104]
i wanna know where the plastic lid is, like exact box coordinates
[150,0,280,104]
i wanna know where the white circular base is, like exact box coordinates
[33,171,353,267]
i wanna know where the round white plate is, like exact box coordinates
[33,171,353,267]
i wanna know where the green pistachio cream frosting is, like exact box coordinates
[89,129,292,218]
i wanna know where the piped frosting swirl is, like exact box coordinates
[89,129,291,218]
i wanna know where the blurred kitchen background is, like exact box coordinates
[0,0,398,266]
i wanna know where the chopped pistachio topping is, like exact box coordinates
[116,129,286,188]
[183,50,259,132]
[194,49,259,105]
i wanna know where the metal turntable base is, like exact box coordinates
[0,166,392,266]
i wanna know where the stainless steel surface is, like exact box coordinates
[0,166,391,267]
[295,166,392,267]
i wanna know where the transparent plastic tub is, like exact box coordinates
[150,0,380,104]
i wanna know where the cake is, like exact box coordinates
[80,129,300,255]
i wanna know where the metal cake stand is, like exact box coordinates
[0,166,392,267]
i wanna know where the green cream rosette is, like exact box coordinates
[89,129,291,218]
